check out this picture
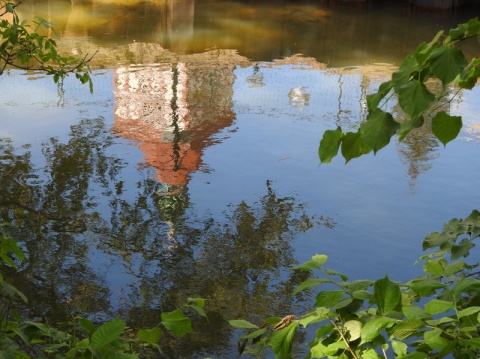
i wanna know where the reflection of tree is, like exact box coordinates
[395,82,448,188]
[397,121,439,188]
[0,120,333,357]
[0,117,124,320]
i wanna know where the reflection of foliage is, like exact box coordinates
[156,184,189,223]
[0,120,333,357]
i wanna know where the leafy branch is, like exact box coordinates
[319,18,480,163]
[0,1,95,91]
[231,209,480,358]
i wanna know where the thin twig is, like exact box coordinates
[329,317,359,359]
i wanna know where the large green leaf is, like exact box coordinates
[344,320,362,341]
[424,299,455,315]
[366,80,392,112]
[293,278,333,295]
[360,109,399,154]
[319,127,343,163]
[374,275,401,315]
[341,131,372,163]
[269,321,298,358]
[431,111,462,147]
[161,309,192,337]
[456,58,480,89]
[90,318,126,350]
[315,290,345,308]
[392,55,422,89]
[424,328,449,351]
[397,80,435,119]
[361,317,396,343]
[430,46,468,85]
[451,238,475,260]
[457,306,480,319]
[398,116,424,141]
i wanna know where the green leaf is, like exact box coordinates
[408,279,446,296]
[362,349,379,359]
[450,238,474,260]
[341,131,372,163]
[0,281,28,303]
[398,116,424,140]
[366,80,393,112]
[269,321,298,358]
[392,339,408,357]
[90,318,126,350]
[392,55,422,89]
[293,254,328,271]
[187,297,207,318]
[240,327,268,340]
[423,258,446,276]
[315,290,345,308]
[431,111,462,147]
[344,320,362,341]
[315,323,335,338]
[424,299,455,315]
[360,109,399,154]
[299,312,324,327]
[391,319,424,340]
[77,317,95,335]
[228,320,259,329]
[293,278,333,295]
[324,269,348,281]
[424,328,449,351]
[137,328,162,344]
[361,317,396,343]
[374,275,401,315]
[161,309,192,337]
[352,290,372,300]
[402,305,429,320]
[397,80,435,118]
[430,46,468,85]
[312,254,328,266]
[457,306,480,319]
[443,260,466,277]
[319,127,343,163]
[459,338,480,349]
[453,277,480,295]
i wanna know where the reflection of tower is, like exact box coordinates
[112,52,238,187]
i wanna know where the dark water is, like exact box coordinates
[2,0,480,357]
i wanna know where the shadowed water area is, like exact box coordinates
[1,0,480,357]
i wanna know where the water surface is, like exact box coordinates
[2,0,480,357]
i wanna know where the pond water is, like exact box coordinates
[1,0,480,357]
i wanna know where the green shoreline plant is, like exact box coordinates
[0,224,207,358]
[231,210,480,358]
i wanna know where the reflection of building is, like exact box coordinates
[112,47,248,186]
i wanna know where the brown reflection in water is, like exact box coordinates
[112,48,249,187]
[15,0,480,67]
